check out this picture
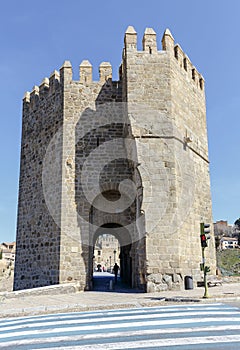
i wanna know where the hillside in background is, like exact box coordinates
[217,249,240,276]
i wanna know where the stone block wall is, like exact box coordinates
[14,72,63,290]
[122,26,216,290]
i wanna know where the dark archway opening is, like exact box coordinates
[92,223,133,291]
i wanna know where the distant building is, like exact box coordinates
[214,221,233,237]
[220,237,239,250]
[0,242,16,262]
[94,235,120,271]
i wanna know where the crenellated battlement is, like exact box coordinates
[29,86,39,108]
[124,26,205,91]
[23,24,204,108]
[174,44,204,90]
[22,25,204,109]
[23,71,60,105]
[23,60,117,105]
[79,60,92,84]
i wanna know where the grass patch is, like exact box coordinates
[216,249,240,276]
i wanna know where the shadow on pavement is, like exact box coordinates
[92,272,143,293]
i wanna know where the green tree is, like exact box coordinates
[234,218,240,246]
[215,236,221,250]
[0,250,2,259]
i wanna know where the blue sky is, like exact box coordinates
[0,0,239,242]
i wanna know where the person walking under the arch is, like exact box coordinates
[113,263,119,284]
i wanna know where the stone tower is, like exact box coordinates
[14,26,216,291]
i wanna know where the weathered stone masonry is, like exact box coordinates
[14,26,216,291]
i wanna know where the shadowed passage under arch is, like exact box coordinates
[92,223,133,291]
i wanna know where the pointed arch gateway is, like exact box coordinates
[88,187,146,291]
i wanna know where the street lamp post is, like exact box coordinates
[109,256,112,271]
[113,250,116,263]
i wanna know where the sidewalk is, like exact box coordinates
[0,280,239,319]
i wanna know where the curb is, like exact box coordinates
[1,295,240,319]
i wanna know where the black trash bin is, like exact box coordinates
[184,276,193,290]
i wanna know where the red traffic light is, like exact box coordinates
[200,234,208,248]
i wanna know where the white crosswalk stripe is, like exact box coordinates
[0,303,240,349]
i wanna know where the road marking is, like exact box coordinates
[30,335,240,349]
[0,303,239,349]
[1,325,240,348]
[1,316,240,340]
[0,310,238,332]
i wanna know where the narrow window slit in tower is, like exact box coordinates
[183,58,187,71]
[174,47,178,60]
[192,69,196,81]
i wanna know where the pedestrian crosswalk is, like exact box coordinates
[0,303,240,349]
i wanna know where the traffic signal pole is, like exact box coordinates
[200,222,211,298]
[201,246,210,298]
